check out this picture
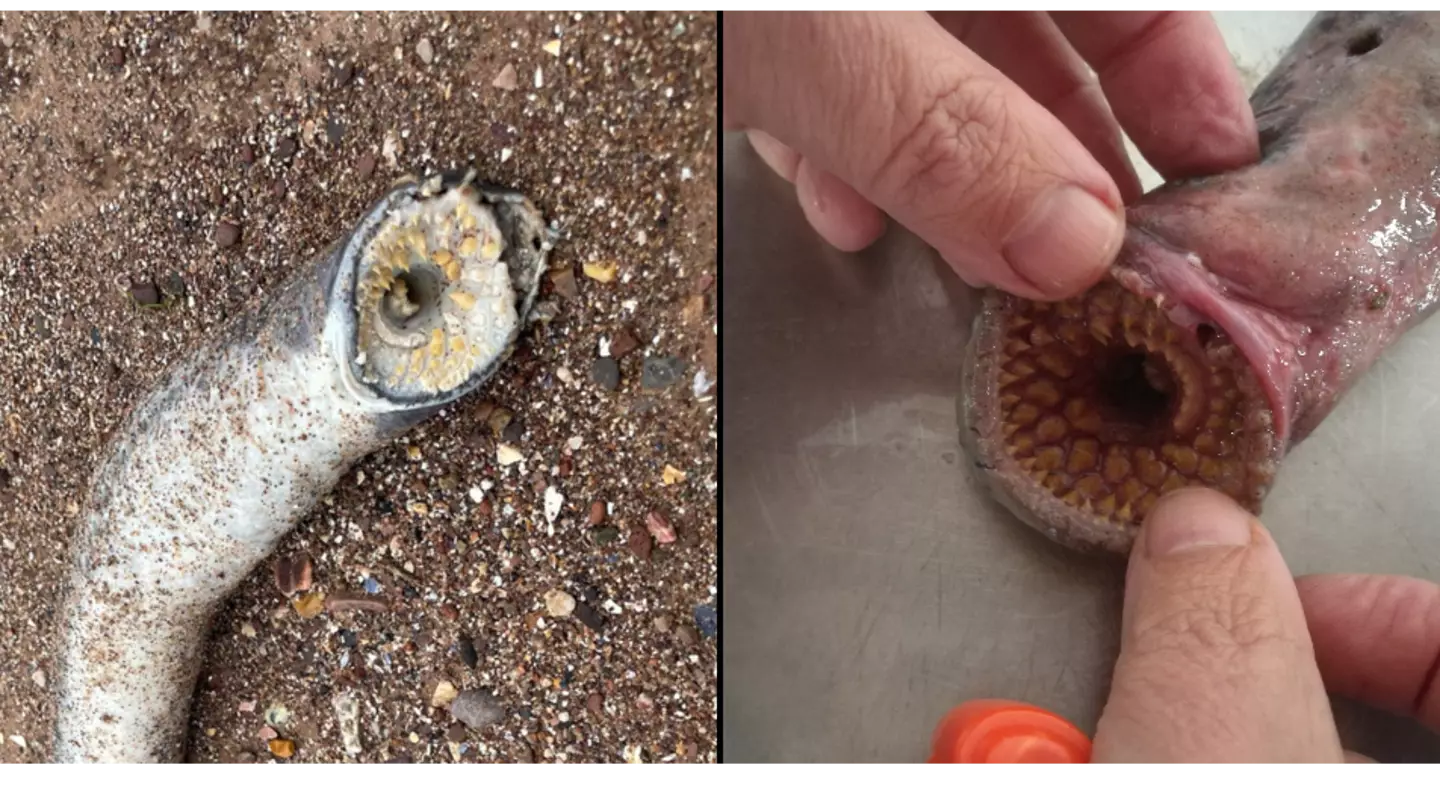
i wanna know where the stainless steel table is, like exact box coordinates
[723,15,1440,757]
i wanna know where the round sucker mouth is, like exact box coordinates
[964,279,1280,549]
[350,173,544,403]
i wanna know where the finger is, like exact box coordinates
[747,129,800,183]
[1295,573,1440,733]
[724,11,1125,301]
[746,130,887,253]
[932,11,1142,203]
[1345,750,1377,764]
[1051,11,1259,179]
[794,157,888,252]
[1093,488,1343,762]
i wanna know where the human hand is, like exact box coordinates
[723,11,1259,300]
[1093,487,1440,762]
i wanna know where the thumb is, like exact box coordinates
[724,11,1123,300]
[1093,488,1343,762]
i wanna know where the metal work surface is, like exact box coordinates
[723,12,1440,762]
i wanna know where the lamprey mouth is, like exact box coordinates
[961,279,1280,553]
[354,180,517,397]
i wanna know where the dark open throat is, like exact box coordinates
[1097,351,1175,431]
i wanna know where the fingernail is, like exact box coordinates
[1142,488,1254,558]
[1002,186,1124,298]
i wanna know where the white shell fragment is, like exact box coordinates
[543,485,564,534]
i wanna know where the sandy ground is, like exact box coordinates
[0,11,717,763]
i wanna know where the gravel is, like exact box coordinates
[0,10,716,764]
[590,356,621,391]
[449,689,505,731]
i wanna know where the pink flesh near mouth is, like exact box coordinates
[1112,229,1310,447]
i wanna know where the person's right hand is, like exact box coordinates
[1093,487,1440,762]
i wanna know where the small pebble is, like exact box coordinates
[292,591,326,618]
[333,692,363,756]
[129,281,161,306]
[264,703,290,727]
[275,137,298,160]
[544,589,576,618]
[356,153,377,179]
[682,294,705,325]
[449,689,505,730]
[573,600,606,632]
[543,486,564,529]
[268,738,295,758]
[416,37,434,65]
[501,419,523,444]
[593,525,620,545]
[610,329,641,358]
[548,267,578,299]
[492,62,518,90]
[273,553,313,596]
[627,527,653,561]
[214,220,241,248]
[646,511,678,545]
[496,443,523,466]
[543,39,562,57]
[694,603,718,638]
[431,680,459,708]
[642,356,686,389]
[586,693,604,717]
[590,357,620,391]
[486,406,514,437]
[458,635,479,668]
[661,465,687,486]
[694,369,714,399]
[587,501,606,527]
[676,625,700,647]
[583,260,618,283]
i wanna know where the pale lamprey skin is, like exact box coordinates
[54,170,553,762]
[961,12,1440,554]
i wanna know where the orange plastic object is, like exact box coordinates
[928,699,1092,763]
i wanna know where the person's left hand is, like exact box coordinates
[724,11,1258,301]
